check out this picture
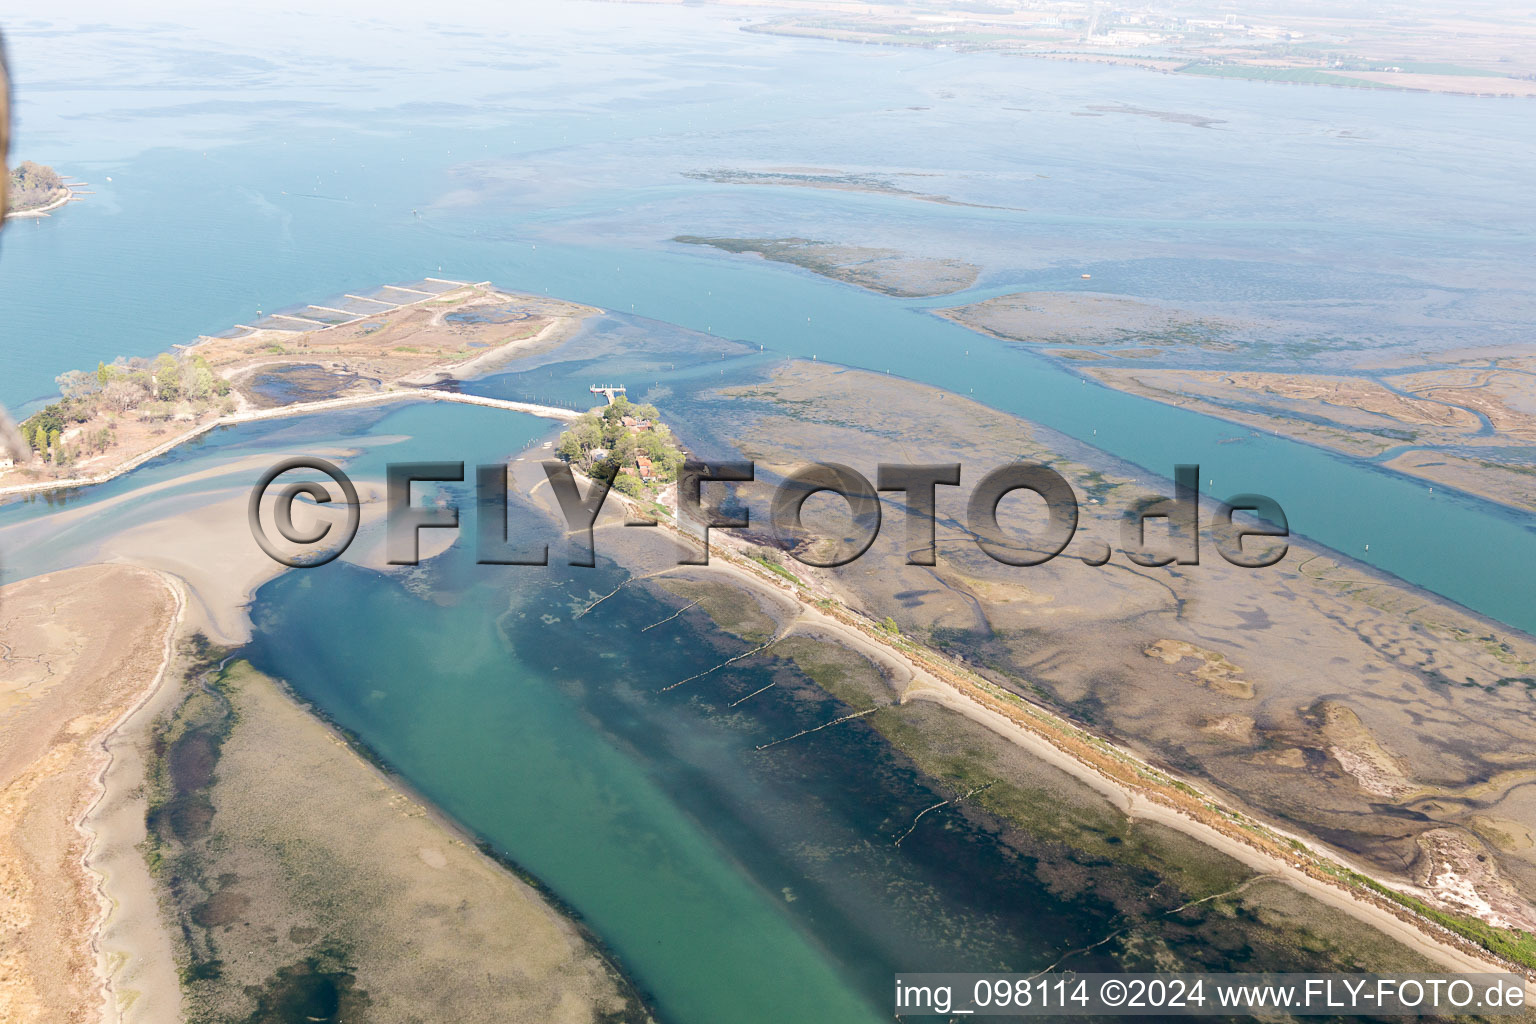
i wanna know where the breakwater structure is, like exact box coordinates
[207,277,481,339]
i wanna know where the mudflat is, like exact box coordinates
[0,564,178,1024]
[704,361,1536,945]
[140,657,649,1023]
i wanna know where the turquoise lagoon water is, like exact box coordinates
[2,6,1535,1020]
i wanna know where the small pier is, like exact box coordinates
[589,384,627,405]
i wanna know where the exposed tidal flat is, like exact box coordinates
[2,304,1534,1022]
[704,362,1536,925]
[0,565,179,1024]
[672,236,980,297]
[935,290,1253,351]
[1076,361,1536,515]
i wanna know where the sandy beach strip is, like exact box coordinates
[3,187,75,219]
[63,471,646,1019]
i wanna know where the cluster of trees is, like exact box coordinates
[19,417,114,468]
[16,352,233,467]
[7,160,64,212]
[555,396,685,498]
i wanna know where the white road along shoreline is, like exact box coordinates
[0,389,578,499]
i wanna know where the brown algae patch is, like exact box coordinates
[655,576,782,644]
[681,168,1015,210]
[1469,816,1536,854]
[1200,714,1257,744]
[1145,640,1254,699]
[1315,701,1416,800]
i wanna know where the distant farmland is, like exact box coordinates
[1177,63,1398,88]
